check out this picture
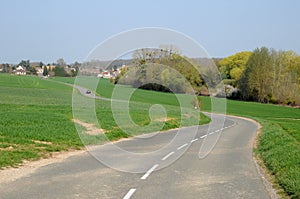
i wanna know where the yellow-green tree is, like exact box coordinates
[239,47,273,102]
[218,51,252,80]
[239,47,300,105]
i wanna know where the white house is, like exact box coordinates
[98,71,112,78]
[14,66,26,75]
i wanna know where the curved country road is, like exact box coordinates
[0,84,271,199]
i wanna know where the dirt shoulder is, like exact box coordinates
[0,150,86,184]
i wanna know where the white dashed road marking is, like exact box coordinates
[123,188,136,199]
[122,124,237,198]
[200,135,207,139]
[177,143,188,150]
[141,164,159,180]
[162,151,175,161]
[191,138,198,143]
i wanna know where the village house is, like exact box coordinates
[29,62,43,75]
[36,67,43,75]
[97,65,125,79]
[43,65,56,71]
[64,65,77,75]
[14,66,26,75]
[98,70,112,78]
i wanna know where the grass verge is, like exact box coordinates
[201,97,300,199]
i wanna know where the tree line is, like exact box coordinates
[218,47,300,105]
[2,47,299,105]
[114,46,300,106]
[114,48,206,94]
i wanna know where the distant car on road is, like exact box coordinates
[86,90,91,94]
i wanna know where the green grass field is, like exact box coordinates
[0,74,209,168]
[1,75,299,198]
[0,75,82,168]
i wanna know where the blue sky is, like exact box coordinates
[0,0,299,64]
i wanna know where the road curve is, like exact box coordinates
[0,82,271,198]
[0,115,270,199]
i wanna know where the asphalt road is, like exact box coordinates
[0,83,271,198]
[0,115,270,199]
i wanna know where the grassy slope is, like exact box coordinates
[70,76,210,141]
[201,97,300,199]
[0,75,209,168]
[0,75,82,168]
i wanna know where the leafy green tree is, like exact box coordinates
[53,66,66,77]
[43,66,48,76]
[71,69,77,77]
[39,62,44,68]
[239,47,273,102]
[272,50,300,104]
[238,47,300,104]
[1,63,10,73]
[71,62,81,76]
[29,67,37,75]
[230,67,243,80]
[18,60,30,70]
[117,48,204,94]
[218,51,252,80]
